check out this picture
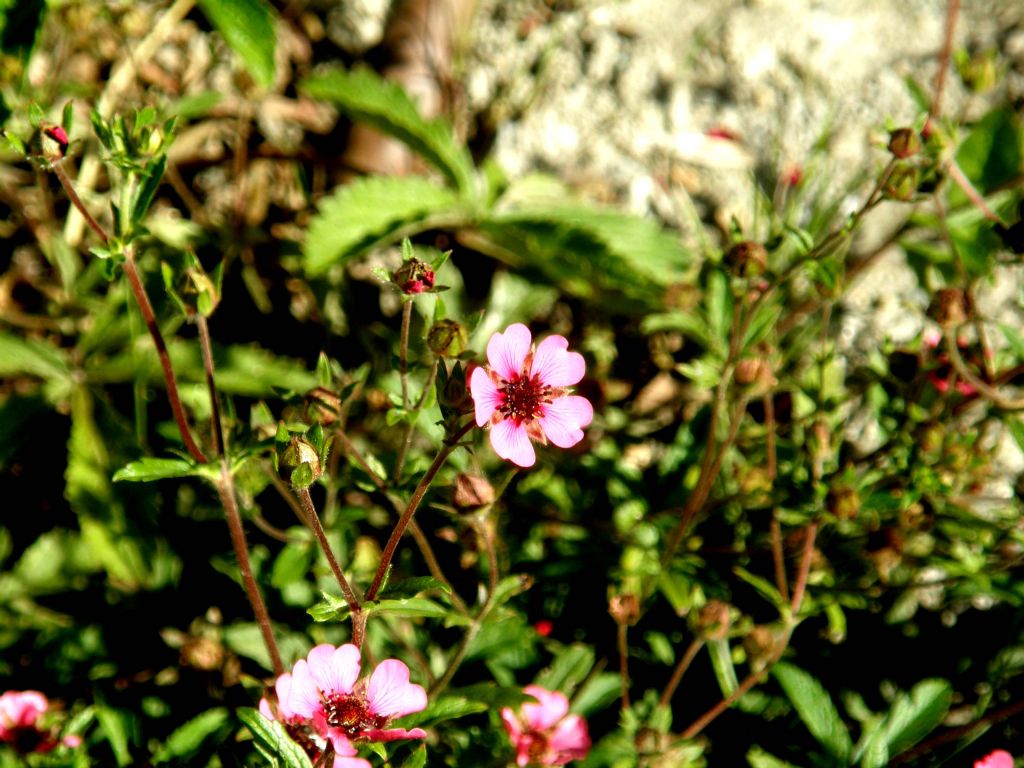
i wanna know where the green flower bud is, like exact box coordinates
[277,436,321,489]
[427,319,468,358]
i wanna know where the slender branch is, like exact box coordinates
[196,315,223,456]
[399,300,413,410]
[680,522,818,740]
[365,419,475,604]
[945,328,1024,409]
[617,623,631,711]
[659,638,705,709]
[770,512,790,606]
[945,159,1007,226]
[215,463,284,676]
[929,0,961,124]
[295,488,363,631]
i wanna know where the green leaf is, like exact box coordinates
[113,457,212,482]
[535,644,594,692]
[196,0,277,89]
[379,576,452,599]
[954,106,1022,199]
[394,696,487,729]
[153,708,230,764]
[237,707,313,768]
[0,332,70,380]
[773,662,853,762]
[880,679,952,758]
[304,175,461,275]
[300,67,475,194]
[400,745,428,768]
[708,637,738,696]
[747,746,805,768]
[371,597,467,623]
[132,154,167,228]
[96,705,133,767]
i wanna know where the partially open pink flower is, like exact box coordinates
[0,690,78,754]
[501,685,590,766]
[262,644,427,766]
[975,750,1014,768]
[470,324,593,468]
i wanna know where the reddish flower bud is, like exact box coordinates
[393,258,435,295]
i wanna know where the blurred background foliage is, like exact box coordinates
[1,0,1024,766]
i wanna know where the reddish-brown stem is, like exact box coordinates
[123,255,208,463]
[49,159,207,463]
[929,0,961,124]
[365,419,475,605]
[617,623,631,711]
[658,637,704,709]
[296,487,363,643]
[945,159,1007,226]
[215,462,284,676]
[680,521,818,740]
[770,512,790,606]
[333,426,469,615]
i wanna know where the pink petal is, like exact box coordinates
[537,396,593,448]
[976,751,1015,768]
[329,732,359,756]
[333,758,372,768]
[307,644,361,697]
[490,419,536,467]
[531,336,585,387]
[548,714,591,761]
[487,324,532,380]
[522,686,569,731]
[0,691,48,729]
[364,727,428,742]
[366,660,428,719]
[500,707,523,742]
[287,660,325,720]
[470,367,503,427]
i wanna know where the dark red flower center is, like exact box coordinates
[499,375,551,424]
[524,731,550,762]
[323,694,389,738]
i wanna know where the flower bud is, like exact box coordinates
[608,593,639,626]
[393,257,435,295]
[927,288,969,328]
[453,473,495,511]
[724,241,768,277]
[41,123,69,159]
[277,436,321,488]
[743,625,778,672]
[697,599,731,640]
[887,128,920,159]
[827,486,860,521]
[883,164,919,201]
[427,319,468,358]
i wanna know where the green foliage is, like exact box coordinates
[238,708,312,768]
[301,67,476,194]
[196,0,278,89]
[772,663,853,763]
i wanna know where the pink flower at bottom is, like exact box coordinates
[501,685,590,767]
[261,644,427,766]
[0,690,78,754]
[975,751,1014,768]
[470,324,593,468]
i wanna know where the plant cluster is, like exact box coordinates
[1,1,1023,767]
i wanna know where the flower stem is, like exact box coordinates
[295,487,363,640]
[657,637,704,709]
[365,419,475,605]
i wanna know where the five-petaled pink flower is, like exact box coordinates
[501,685,590,766]
[260,644,427,767]
[470,324,593,468]
[975,751,1014,768]
[0,690,80,754]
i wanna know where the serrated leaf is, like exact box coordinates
[237,708,312,768]
[300,68,475,194]
[394,696,488,729]
[881,679,952,758]
[304,175,461,275]
[196,0,277,89]
[112,457,209,482]
[371,597,467,623]
[773,662,853,762]
[153,708,229,764]
[379,576,452,599]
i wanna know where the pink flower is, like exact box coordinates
[501,685,590,766]
[975,751,1014,768]
[261,644,427,767]
[470,324,593,468]
[0,690,78,754]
